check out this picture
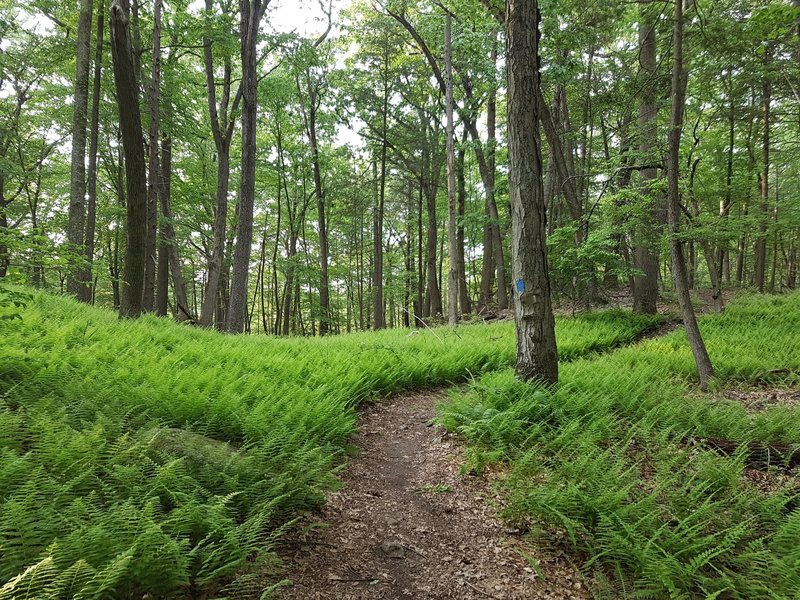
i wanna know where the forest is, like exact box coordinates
[1,0,799,598]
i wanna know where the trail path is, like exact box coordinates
[280,390,588,600]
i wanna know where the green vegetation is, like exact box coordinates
[0,290,659,598]
[439,293,800,598]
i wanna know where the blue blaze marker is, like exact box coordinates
[516,279,525,294]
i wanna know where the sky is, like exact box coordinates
[267,0,344,39]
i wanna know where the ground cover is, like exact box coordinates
[439,293,800,598]
[0,290,660,598]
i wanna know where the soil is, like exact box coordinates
[278,390,589,600]
[718,387,800,412]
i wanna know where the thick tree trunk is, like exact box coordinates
[78,7,104,303]
[506,0,558,384]
[633,0,660,314]
[444,13,459,326]
[67,0,94,298]
[110,0,148,318]
[666,0,714,391]
[143,0,162,312]
[227,0,264,333]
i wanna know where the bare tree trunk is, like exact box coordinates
[754,45,771,293]
[227,0,265,333]
[373,48,390,330]
[666,0,714,390]
[143,0,162,312]
[506,0,558,384]
[0,181,7,279]
[157,136,190,319]
[633,0,660,314]
[199,0,239,327]
[111,0,147,318]
[300,76,330,335]
[67,0,94,298]
[78,7,104,302]
[456,142,471,314]
[444,13,459,326]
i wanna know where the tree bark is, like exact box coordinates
[444,13,459,326]
[506,0,558,384]
[199,0,240,327]
[78,6,104,303]
[157,136,190,319]
[227,0,265,333]
[633,0,660,314]
[753,45,771,293]
[143,0,162,312]
[67,0,94,298]
[666,0,714,391]
[456,142,471,314]
[373,47,391,330]
[110,0,148,318]
[299,73,331,335]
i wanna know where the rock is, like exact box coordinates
[378,540,406,559]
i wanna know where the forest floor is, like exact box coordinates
[279,389,590,600]
[277,319,687,599]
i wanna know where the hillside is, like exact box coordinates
[0,290,660,598]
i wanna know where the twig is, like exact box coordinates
[401,543,427,558]
[465,581,501,599]
[328,575,378,583]
[400,306,444,343]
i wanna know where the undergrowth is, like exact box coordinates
[439,292,800,599]
[0,290,660,599]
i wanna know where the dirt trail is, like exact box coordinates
[279,390,588,600]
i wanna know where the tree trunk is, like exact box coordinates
[199,0,239,327]
[304,81,330,336]
[444,13,459,326]
[0,179,7,278]
[666,0,714,391]
[633,0,660,314]
[201,144,230,327]
[227,0,264,333]
[456,142,471,314]
[111,0,148,318]
[143,0,162,312]
[753,45,771,293]
[426,182,442,317]
[78,7,104,303]
[506,0,558,384]
[67,0,94,298]
[157,136,190,320]
[373,50,391,330]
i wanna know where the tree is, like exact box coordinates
[77,7,105,303]
[444,11,458,326]
[66,0,94,299]
[227,0,269,333]
[110,0,148,318]
[666,0,714,390]
[506,0,558,383]
[632,0,660,315]
[199,0,242,328]
[143,0,163,312]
